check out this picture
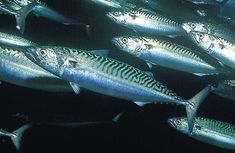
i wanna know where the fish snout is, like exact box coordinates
[167,118,177,128]
[182,23,192,33]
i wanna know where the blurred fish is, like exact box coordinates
[112,36,225,76]
[0,123,32,151]
[0,0,85,33]
[0,47,72,92]
[0,31,37,49]
[90,0,123,9]
[182,21,235,43]
[168,117,235,150]
[24,46,211,132]
[187,31,235,69]
[138,0,213,19]
[212,80,235,101]
[184,0,228,5]
[221,1,235,27]
[106,7,186,37]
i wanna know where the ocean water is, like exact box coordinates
[0,0,235,153]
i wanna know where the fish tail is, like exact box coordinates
[11,123,33,151]
[185,85,211,133]
[15,1,38,34]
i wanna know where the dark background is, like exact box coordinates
[0,0,235,153]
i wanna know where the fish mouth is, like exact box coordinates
[106,12,117,22]
[112,37,123,49]
[24,47,38,63]
[182,23,192,33]
[167,118,177,128]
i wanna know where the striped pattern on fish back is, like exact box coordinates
[57,47,182,100]
[224,80,235,87]
[148,38,204,62]
[129,9,180,27]
[0,47,37,66]
[196,118,235,137]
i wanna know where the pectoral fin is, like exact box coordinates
[69,82,80,95]
[89,49,109,56]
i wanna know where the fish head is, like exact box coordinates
[112,36,147,57]
[24,46,59,73]
[189,31,215,51]
[168,117,189,134]
[13,0,33,7]
[182,22,207,33]
[106,11,131,25]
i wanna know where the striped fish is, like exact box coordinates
[106,7,186,37]
[24,46,211,132]
[112,36,225,76]
[0,46,71,92]
[168,117,235,150]
[189,31,235,69]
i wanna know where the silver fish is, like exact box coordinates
[184,0,228,5]
[106,8,186,37]
[0,31,37,49]
[24,46,211,132]
[89,0,123,9]
[0,0,84,33]
[188,31,235,69]
[168,117,235,150]
[182,21,235,43]
[0,123,32,151]
[0,47,71,92]
[112,36,224,76]
[212,80,235,101]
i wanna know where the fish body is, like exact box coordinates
[212,80,235,101]
[90,0,122,9]
[188,31,235,69]
[0,31,37,49]
[168,117,235,150]
[0,0,82,33]
[24,46,211,132]
[106,8,186,37]
[112,36,222,76]
[182,21,235,43]
[0,47,71,92]
[185,0,228,5]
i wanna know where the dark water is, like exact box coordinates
[0,0,235,153]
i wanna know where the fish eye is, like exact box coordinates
[199,34,204,39]
[122,38,128,44]
[114,12,120,16]
[39,50,47,56]
[191,23,196,28]
[176,120,181,125]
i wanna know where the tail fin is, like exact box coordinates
[15,1,37,34]
[185,85,211,133]
[11,123,33,151]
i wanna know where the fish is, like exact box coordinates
[0,123,32,151]
[0,46,72,92]
[90,0,123,9]
[184,0,229,5]
[112,36,224,76]
[106,7,186,37]
[211,80,235,101]
[168,117,235,150]
[187,31,235,69]
[139,0,211,19]
[0,0,85,33]
[24,46,211,132]
[182,21,235,43]
[0,31,37,49]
